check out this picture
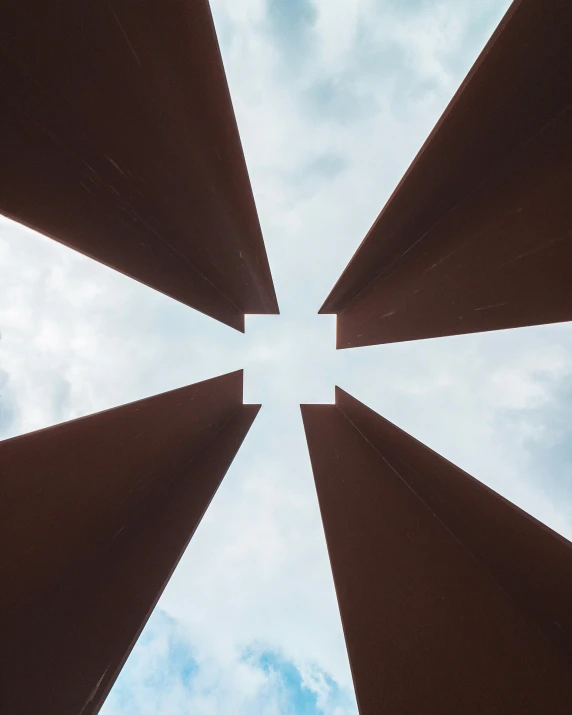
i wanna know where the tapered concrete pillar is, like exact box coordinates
[320,0,572,347]
[302,388,572,713]
[0,371,258,714]
[0,0,278,330]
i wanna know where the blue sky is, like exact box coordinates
[2,0,571,712]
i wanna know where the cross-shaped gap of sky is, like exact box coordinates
[243,312,337,406]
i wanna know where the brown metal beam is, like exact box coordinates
[301,388,572,713]
[0,0,278,331]
[0,370,259,714]
[320,0,572,347]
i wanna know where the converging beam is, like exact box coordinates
[320,0,572,347]
[0,0,278,330]
[302,388,572,713]
[0,371,259,714]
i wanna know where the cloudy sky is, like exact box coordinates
[2,0,571,712]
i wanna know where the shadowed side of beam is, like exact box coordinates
[319,0,572,346]
[301,395,572,713]
[0,371,259,714]
[0,0,278,330]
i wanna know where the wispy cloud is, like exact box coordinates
[102,610,354,715]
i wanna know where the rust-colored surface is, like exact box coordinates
[319,0,572,347]
[301,388,572,713]
[0,0,278,331]
[0,370,259,714]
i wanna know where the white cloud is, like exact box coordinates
[0,216,248,438]
[339,324,572,538]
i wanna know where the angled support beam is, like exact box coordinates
[0,371,259,714]
[0,0,278,330]
[302,388,572,713]
[320,0,572,347]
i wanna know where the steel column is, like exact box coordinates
[0,0,278,330]
[302,388,572,713]
[320,0,572,347]
[0,370,259,714]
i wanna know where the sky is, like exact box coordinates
[1,0,571,712]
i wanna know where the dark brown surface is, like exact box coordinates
[301,389,572,713]
[0,0,278,331]
[335,386,572,657]
[319,0,572,347]
[0,370,259,714]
